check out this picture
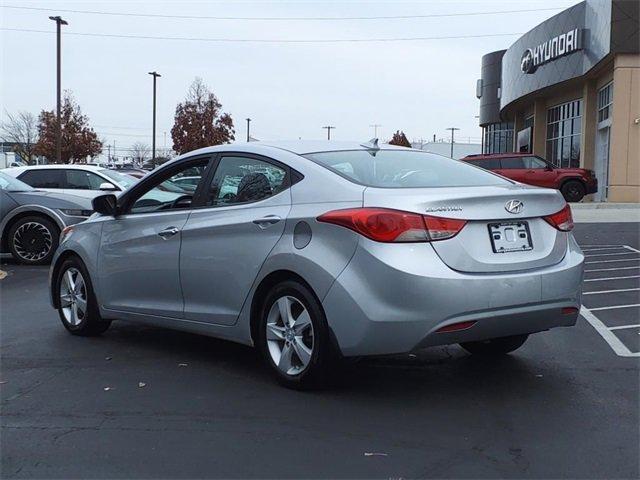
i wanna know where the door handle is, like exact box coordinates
[252,215,281,227]
[158,226,180,239]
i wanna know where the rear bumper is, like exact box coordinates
[322,235,584,356]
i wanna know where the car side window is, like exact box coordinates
[126,160,209,214]
[204,156,287,207]
[481,159,501,170]
[500,158,526,169]
[522,157,548,169]
[65,170,108,190]
[18,169,65,188]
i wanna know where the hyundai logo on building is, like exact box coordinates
[521,28,583,74]
[505,200,524,214]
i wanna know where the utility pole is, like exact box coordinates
[148,71,161,162]
[49,16,68,164]
[445,127,460,158]
[369,124,382,138]
[246,118,251,142]
[322,126,335,140]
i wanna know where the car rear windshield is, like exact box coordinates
[304,150,510,188]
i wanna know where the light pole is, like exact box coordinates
[445,127,460,158]
[369,124,382,138]
[246,118,251,142]
[49,16,68,164]
[322,126,335,140]
[148,71,161,162]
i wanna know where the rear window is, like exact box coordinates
[469,158,501,170]
[304,150,509,188]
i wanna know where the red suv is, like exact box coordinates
[461,153,598,202]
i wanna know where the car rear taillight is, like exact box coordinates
[317,208,466,243]
[543,204,574,232]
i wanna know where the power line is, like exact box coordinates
[1,28,523,44]
[1,5,565,21]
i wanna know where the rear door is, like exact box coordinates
[522,156,559,188]
[180,154,292,326]
[498,157,529,183]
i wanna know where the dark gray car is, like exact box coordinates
[0,171,93,264]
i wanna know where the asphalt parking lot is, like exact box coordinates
[1,223,638,479]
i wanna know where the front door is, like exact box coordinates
[97,157,211,317]
[180,154,292,326]
[594,124,611,202]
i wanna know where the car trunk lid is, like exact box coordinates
[363,184,568,273]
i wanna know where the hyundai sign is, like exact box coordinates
[521,28,583,74]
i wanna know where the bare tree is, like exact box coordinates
[130,142,151,167]
[1,111,39,164]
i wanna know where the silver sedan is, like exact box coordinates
[49,140,584,388]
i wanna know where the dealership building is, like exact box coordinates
[476,0,639,202]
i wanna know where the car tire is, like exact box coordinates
[460,334,529,356]
[561,180,585,202]
[8,215,59,265]
[55,257,111,336]
[257,280,333,390]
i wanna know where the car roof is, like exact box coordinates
[176,140,415,159]
[463,153,534,159]
[6,164,108,171]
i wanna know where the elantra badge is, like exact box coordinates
[505,200,524,214]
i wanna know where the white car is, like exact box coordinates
[3,164,133,199]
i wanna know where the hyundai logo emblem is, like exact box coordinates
[521,49,535,74]
[505,200,524,214]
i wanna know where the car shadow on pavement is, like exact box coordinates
[95,322,564,401]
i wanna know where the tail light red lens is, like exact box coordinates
[435,320,477,333]
[317,208,466,243]
[543,204,574,232]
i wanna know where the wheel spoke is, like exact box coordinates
[60,293,73,307]
[70,302,78,325]
[74,275,85,295]
[292,310,311,334]
[278,343,294,374]
[292,337,312,367]
[277,297,293,327]
[75,296,87,316]
[65,270,76,293]
[266,322,285,340]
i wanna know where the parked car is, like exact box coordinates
[49,141,583,389]
[0,172,93,264]
[461,153,598,202]
[3,164,137,199]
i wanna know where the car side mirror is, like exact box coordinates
[92,194,118,216]
[545,165,554,171]
[99,182,118,191]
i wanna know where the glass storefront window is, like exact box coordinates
[598,83,613,123]
[483,122,514,154]
[546,99,582,168]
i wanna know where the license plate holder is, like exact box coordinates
[488,221,533,253]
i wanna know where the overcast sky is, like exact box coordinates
[1,0,580,157]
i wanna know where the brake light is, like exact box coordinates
[543,204,574,232]
[317,208,466,243]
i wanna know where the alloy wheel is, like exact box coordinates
[59,268,88,326]
[12,222,53,262]
[266,295,314,376]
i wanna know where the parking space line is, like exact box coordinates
[585,258,640,264]
[583,288,640,295]
[580,307,640,357]
[584,251,638,258]
[585,266,640,273]
[582,246,629,252]
[588,304,640,312]
[580,244,624,247]
[609,324,640,331]
[584,275,640,282]
[623,245,640,253]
